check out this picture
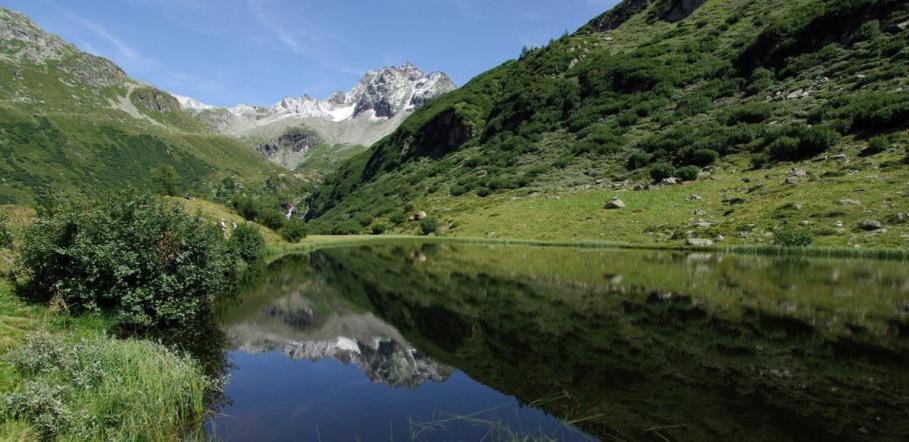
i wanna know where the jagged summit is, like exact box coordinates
[190,63,455,124]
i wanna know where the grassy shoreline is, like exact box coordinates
[279,234,909,261]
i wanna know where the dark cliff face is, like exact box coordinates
[131,87,181,114]
[256,126,322,158]
[583,0,706,32]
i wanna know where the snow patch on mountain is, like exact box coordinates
[173,94,214,111]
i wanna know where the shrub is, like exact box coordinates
[773,224,814,247]
[726,103,773,125]
[676,165,701,181]
[232,196,260,221]
[371,224,387,235]
[230,223,265,263]
[356,212,374,227]
[690,148,719,167]
[746,68,774,95]
[627,152,652,170]
[280,219,308,243]
[390,212,408,225]
[768,125,841,161]
[0,214,12,248]
[420,217,439,235]
[19,190,237,327]
[859,136,889,156]
[649,162,676,181]
[149,164,181,197]
[256,209,286,230]
[330,221,360,235]
[852,19,880,43]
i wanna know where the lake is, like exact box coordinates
[206,242,909,441]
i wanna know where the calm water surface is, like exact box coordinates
[205,242,909,441]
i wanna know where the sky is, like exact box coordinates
[3,0,619,107]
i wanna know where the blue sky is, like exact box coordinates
[3,0,618,107]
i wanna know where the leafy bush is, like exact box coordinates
[726,103,773,125]
[420,217,439,235]
[626,152,652,170]
[256,209,286,231]
[649,162,676,181]
[0,215,12,249]
[232,196,260,221]
[773,224,814,247]
[689,148,719,167]
[230,223,265,264]
[746,68,773,95]
[371,224,387,235]
[149,164,181,197]
[852,19,880,43]
[330,221,361,235]
[19,190,237,326]
[768,125,841,161]
[676,165,701,181]
[859,136,889,156]
[280,219,308,243]
[356,212,374,227]
[3,333,207,440]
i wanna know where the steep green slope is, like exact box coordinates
[0,7,281,204]
[307,0,909,246]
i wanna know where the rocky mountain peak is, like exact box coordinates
[0,7,71,63]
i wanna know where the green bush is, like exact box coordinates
[371,224,387,235]
[649,162,676,181]
[626,152,652,170]
[768,125,841,161]
[356,212,374,227]
[726,103,773,125]
[676,165,701,181]
[3,333,207,440]
[230,223,265,264]
[232,196,260,222]
[0,215,12,249]
[280,219,309,243]
[773,224,814,247]
[19,190,237,326]
[746,68,773,95]
[330,221,361,235]
[149,164,181,197]
[256,209,286,231]
[420,217,439,235]
[859,136,889,157]
[690,148,719,167]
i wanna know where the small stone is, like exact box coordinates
[834,220,844,228]
[633,183,645,191]
[839,199,862,206]
[686,238,714,247]
[738,231,749,238]
[661,177,680,185]
[605,198,626,209]
[693,220,712,228]
[860,220,883,231]
[715,235,726,242]
[693,209,708,216]
[689,194,703,201]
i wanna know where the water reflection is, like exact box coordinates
[211,244,909,441]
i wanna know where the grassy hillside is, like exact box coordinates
[307,0,909,247]
[0,7,284,205]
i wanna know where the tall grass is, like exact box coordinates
[2,333,208,441]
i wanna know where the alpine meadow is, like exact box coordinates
[0,0,907,441]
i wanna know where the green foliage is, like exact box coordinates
[280,219,309,243]
[0,215,12,249]
[230,223,265,264]
[626,152,652,170]
[19,190,238,327]
[767,125,841,161]
[371,224,387,235]
[773,224,814,247]
[149,164,181,197]
[860,136,890,157]
[676,165,701,182]
[852,19,881,43]
[255,209,286,231]
[689,148,719,167]
[649,163,676,182]
[420,217,439,235]
[725,103,773,125]
[2,333,206,440]
[746,68,773,95]
[356,212,374,228]
[232,196,260,222]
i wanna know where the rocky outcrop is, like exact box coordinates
[256,126,323,169]
[131,87,181,114]
[584,0,706,32]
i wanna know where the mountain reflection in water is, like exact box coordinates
[209,243,909,442]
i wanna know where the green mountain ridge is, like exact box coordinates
[0,7,283,204]
[305,0,909,247]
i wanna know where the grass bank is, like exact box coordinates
[284,234,909,261]
[0,280,209,441]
